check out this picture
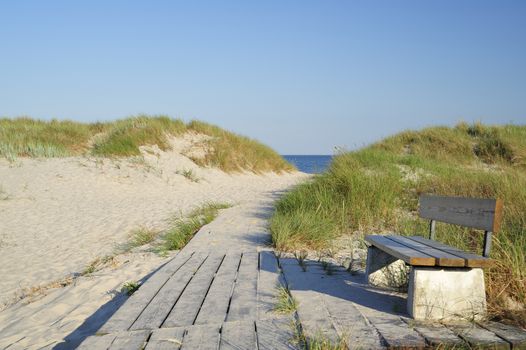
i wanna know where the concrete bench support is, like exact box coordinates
[407,267,487,321]
[365,246,409,290]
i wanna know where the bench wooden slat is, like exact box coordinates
[407,236,493,268]
[386,236,466,267]
[419,195,503,232]
[365,235,435,266]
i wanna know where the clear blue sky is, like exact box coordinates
[1,1,525,154]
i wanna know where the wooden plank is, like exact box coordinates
[220,321,257,350]
[367,315,426,349]
[194,252,241,325]
[386,235,465,267]
[365,235,435,266]
[407,236,493,268]
[257,250,285,320]
[479,321,526,350]
[256,317,297,350]
[279,259,340,344]
[110,330,150,350]
[130,253,208,330]
[77,334,116,349]
[226,252,259,322]
[400,318,464,347]
[322,294,384,349]
[100,252,192,333]
[163,253,225,327]
[145,327,185,350]
[419,195,502,232]
[449,324,510,350]
[181,324,221,350]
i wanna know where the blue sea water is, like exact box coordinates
[282,155,333,174]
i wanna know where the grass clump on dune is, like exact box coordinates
[0,118,93,160]
[161,202,231,251]
[270,123,526,326]
[0,115,294,173]
[187,120,295,173]
[91,116,186,156]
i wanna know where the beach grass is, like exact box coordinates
[121,281,140,296]
[274,286,298,314]
[270,123,526,326]
[161,202,231,251]
[0,116,294,173]
[128,227,159,248]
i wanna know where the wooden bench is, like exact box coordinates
[364,195,503,321]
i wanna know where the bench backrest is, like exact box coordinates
[419,195,503,233]
[418,195,503,257]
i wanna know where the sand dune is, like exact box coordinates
[0,137,307,348]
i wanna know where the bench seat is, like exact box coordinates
[365,235,492,268]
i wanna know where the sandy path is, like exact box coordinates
[0,146,308,349]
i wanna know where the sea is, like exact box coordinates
[282,155,333,174]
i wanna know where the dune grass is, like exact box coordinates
[0,115,294,173]
[270,123,526,326]
[128,227,159,249]
[161,202,231,252]
[274,286,298,314]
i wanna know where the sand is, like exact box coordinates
[0,136,308,349]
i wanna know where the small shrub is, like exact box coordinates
[121,281,140,296]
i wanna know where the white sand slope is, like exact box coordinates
[0,137,307,348]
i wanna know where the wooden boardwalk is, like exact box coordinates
[80,251,526,349]
[79,250,298,349]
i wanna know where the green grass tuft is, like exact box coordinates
[128,227,158,248]
[121,281,140,296]
[271,123,526,327]
[274,286,298,314]
[161,202,232,251]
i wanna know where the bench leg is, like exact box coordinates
[407,267,487,321]
[365,246,409,290]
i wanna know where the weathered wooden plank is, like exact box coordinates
[194,252,241,325]
[256,317,298,350]
[130,253,208,330]
[220,320,257,350]
[419,195,503,232]
[365,235,436,266]
[226,252,259,322]
[110,330,150,350]
[163,253,225,327]
[449,323,510,350]
[400,318,464,347]
[258,250,285,320]
[480,322,526,350]
[367,315,426,349]
[145,327,186,350]
[322,294,384,349]
[77,334,116,349]
[386,235,465,267]
[100,252,192,333]
[181,324,221,350]
[408,236,493,268]
[279,259,340,344]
